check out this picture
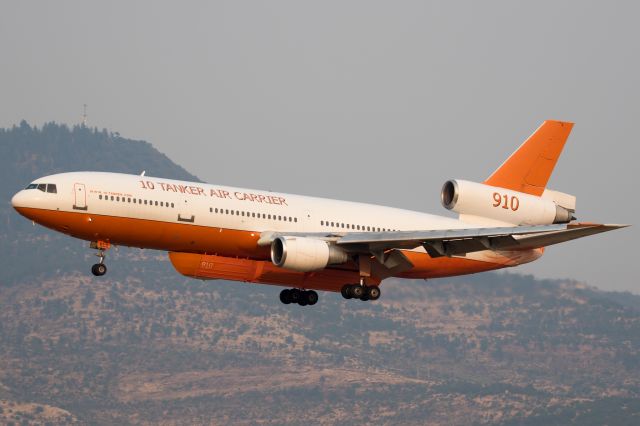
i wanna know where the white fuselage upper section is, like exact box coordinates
[13,171,470,234]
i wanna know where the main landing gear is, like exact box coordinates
[341,283,381,302]
[90,241,110,277]
[280,289,318,306]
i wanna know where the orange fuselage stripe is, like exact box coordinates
[15,207,504,291]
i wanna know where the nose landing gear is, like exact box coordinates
[90,241,110,277]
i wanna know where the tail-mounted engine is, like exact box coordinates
[271,236,348,272]
[441,179,575,226]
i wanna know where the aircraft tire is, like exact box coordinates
[306,290,318,305]
[91,263,107,276]
[341,285,351,299]
[367,285,381,301]
[298,295,309,306]
[279,289,292,304]
[351,285,364,299]
[290,289,301,304]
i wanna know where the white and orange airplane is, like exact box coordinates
[11,121,626,306]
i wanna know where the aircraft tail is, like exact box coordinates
[484,120,574,196]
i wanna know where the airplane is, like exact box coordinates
[11,120,626,306]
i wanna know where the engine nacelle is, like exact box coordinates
[441,179,574,226]
[270,236,348,272]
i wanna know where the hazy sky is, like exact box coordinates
[1,1,637,292]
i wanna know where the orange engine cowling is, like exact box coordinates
[168,252,379,292]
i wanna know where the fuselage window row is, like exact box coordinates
[208,207,298,223]
[98,194,174,208]
[319,220,394,232]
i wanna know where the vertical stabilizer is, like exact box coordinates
[484,120,574,196]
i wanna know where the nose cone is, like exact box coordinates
[11,190,33,218]
[11,190,27,209]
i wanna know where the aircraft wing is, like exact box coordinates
[336,222,628,258]
[258,223,628,259]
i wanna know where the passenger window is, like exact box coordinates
[128,198,131,203]
[46,184,57,193]
[294,218,297,223]
[171,203,174,208]
[278,215,281,221]
[111,196,115,201]
[321,221,324,226]
[252,213,256,217]
[116,196,120,201]
[160,201,163,206]
[144,200,148,205]
[357,225,360,230]
[155,201,158,206]
[133,199,136,204]
[99,195,103,200]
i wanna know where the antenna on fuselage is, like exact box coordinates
[140,171,146,177]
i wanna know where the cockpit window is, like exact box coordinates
[25,183,57,193]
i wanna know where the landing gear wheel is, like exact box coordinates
[91,263,107,276]
[367,285,381,301]
[279,289,292,304]
[341,285,352,299]
[306,290,319,306]
[289,289,301,304]
[351,285,365,299]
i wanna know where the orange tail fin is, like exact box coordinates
[484,120,574,196]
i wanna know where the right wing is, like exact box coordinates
[336,222,628,258]
[259,223,628,259]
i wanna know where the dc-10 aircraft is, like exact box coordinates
[11,120,626,306]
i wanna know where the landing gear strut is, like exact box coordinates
[341,284,381,301]
[90,241,110,277]
[279,289,318,306]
